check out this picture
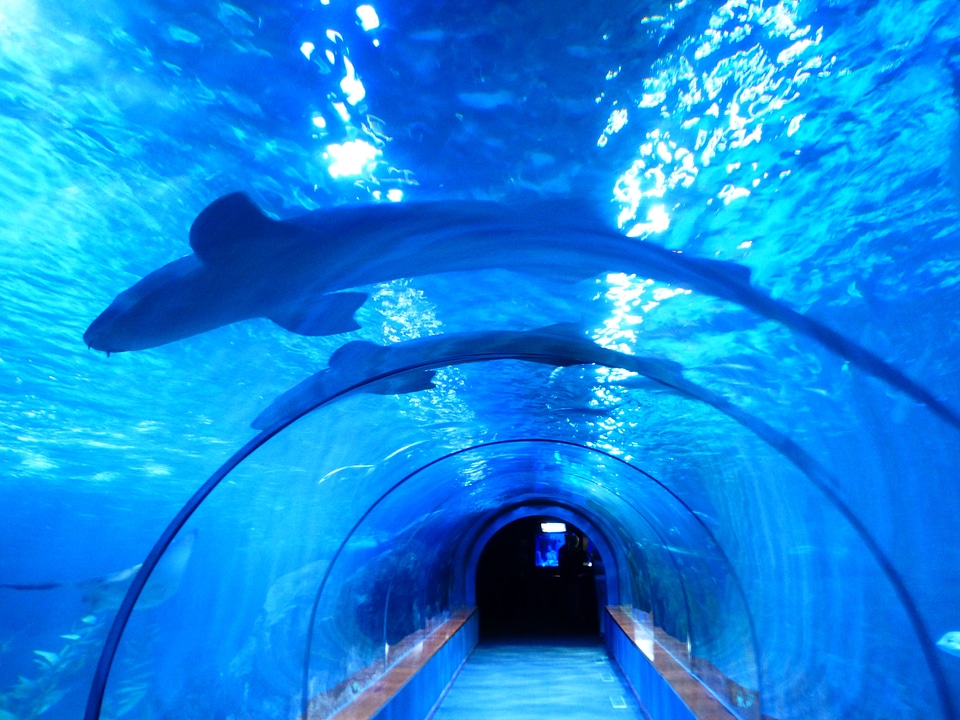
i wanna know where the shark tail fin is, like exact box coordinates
[189,192,276,265]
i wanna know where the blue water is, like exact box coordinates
[1,0,959,718]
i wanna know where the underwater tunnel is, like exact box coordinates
[2,0,960,719]
[76,338,958,720]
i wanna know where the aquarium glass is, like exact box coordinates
[1,1,959,719]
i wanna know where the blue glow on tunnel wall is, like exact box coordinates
[1,1,960,719]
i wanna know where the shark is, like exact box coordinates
[251,323,680,429]
[85,192,960,431]
[248,324,846,496]
[249,322,954,688]
[0,529,196,612]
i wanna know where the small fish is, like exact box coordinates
[936,631,960,657]
[110,681,151,716]
[251,323,685,429]
[33,650,60,666]
[60,634,82,640]
[37,688,66,714]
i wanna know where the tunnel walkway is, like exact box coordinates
[430,638,644,719]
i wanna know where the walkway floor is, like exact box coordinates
[430,637,645,719]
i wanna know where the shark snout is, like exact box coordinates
[83,314,119,355]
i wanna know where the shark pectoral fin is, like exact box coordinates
[367,369,437,396]
[189,192,276,265]
[328,340,384,371]
[268,291,368,336]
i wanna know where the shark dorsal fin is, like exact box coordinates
[189,192,275,265]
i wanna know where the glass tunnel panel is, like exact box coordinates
[276,356,757,720]
[92,388,483,718]
[92,352,958,720]
[92,361,775,719]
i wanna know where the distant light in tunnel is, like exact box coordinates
[541,522,566,533]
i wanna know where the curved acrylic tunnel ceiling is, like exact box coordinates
[87,323,958,720]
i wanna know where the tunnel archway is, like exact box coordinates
[474,515,603,638]
[459,502,620,613]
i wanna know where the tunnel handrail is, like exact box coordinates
[303,607,476,720]
[607,606,741,720]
